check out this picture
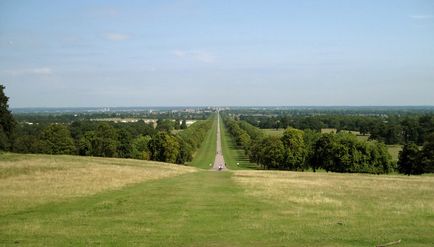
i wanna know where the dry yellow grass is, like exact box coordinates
[0,154,197,214]
[233,170,434,215]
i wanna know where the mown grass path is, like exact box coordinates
[219,115,257,170]
[188,114,217,169]
[0,171,268,246]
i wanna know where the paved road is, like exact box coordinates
[212,112,226,171]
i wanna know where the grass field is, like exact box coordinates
[387,145,402,162]
[1,153,433,246]
[220,116,258,170]
[0,153,197,215]
[188,114,217,169]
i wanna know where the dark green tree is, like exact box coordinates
[93,123,119,157]
[397,143,422,175]
[181,119,188,129]
[40,124,75,154]
[312,134,336,172]
[420,134,434,173]
[78,131,95,156]
[174,119,181,130]
[117,128,132,158]
[0,85,16,151]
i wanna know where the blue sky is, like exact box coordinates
[1,0,433,107]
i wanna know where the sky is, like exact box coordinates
[1,0,433,107]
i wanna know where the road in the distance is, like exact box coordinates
[212,111,226,171]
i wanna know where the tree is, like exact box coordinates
[366,141,393,174]
[117,128,132,158]
[40,124,75,154]
[280,128,307,170]
[303,129,321,172]
[249,138,263,165]
[312,134,336,172]
[174,119,181,130]
[418,115,434,144]
[420,134,434,173]
[148,132,180,163]
[0,85,16,151]
[176,137,193,164]
[238,131,251,151]
[397,143,422,175]
[156,119,174,132]
[93,123,119,157]
[131,135,151,160]
[78,131,95,156]
[259,136,284,169]
[181,119,188,129]
[402,117,419,143]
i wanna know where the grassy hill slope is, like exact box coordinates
[1,153,433,246]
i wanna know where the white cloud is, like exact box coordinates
[104,32,130,41]
[2,67,53,76]
[409,15,433,19]
[173,50,215,63]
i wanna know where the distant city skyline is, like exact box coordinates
[1,0,434,107]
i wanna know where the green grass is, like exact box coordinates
[0,153,197,215]
[387,145,402,162]
[188,114,217,169]
[220,116,258,170]
[1,154,433,246]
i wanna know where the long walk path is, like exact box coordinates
[212,111,226,171]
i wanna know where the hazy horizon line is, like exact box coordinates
[11,105,434,109]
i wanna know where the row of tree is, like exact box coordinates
[9,115,213,164]
[239,113,434,145]
[224,115,396,174]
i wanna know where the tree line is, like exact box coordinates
[8,118,212,164]
[239,113,434,145]
[224,115,434,175]
[0,85,216,164]
[14,109,211,125]
[0,90,212,166]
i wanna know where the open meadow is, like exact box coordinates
[1,151,434,246]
